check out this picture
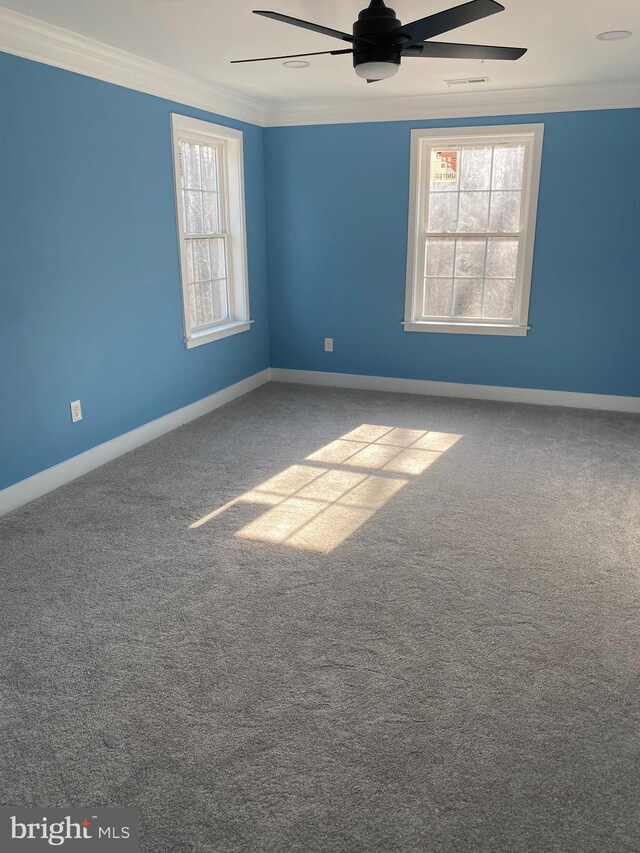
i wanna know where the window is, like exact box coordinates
[171,114,251,348]
[404,124,543,336]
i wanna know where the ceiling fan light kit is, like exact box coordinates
[232,0,528,83]
[355,60,400,80]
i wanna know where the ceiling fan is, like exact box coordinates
[232,0,527,82]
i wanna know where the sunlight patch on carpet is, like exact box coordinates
[190,426,462,552]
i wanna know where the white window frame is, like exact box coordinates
[171,114,252,349]
[404,124,544,337]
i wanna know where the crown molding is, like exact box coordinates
[1,5,639,129]
[264,78,640,127]
[0,5,266,126]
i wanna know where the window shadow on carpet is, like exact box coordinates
[190,424,462,553]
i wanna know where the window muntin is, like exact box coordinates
[405,126,543,335]
[171,115,250,348]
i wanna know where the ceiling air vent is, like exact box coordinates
[445,76,491,87]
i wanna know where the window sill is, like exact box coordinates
[185,320,253,349]
[403,321,529,337]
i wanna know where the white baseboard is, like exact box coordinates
[3,365,638,518]
[270,368,640,414]
[0,368,271,518]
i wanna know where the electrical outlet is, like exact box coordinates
[70,400,83,423]
[324,338,334,352]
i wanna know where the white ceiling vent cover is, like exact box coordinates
[445,76,491,86]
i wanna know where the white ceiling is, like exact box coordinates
[1,0,639,105]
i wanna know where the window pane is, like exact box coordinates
[210,238,227,280]
[183,191,204,234]
[189,280,230,327]
[483,278,516,319]
[200,145,219,192]
[455,239,486,277]
[202,192,221,234]
[428,193,458,232]
[489,191,521,232]
[424,278,453,317]
[486,238,519,278]
[425,238,455,277]
[492,145,525,190]
[453,279,483,318]
[459,192,489,232]
[185,240,195,282]
[212,279,230,322]
[460,146,492,190]
[189,281,215,328]
[187,282,198,328]
[192,239,210,282]
[182,143,201,189]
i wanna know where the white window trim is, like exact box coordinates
[404,123,544,337]
[171,113,252,349]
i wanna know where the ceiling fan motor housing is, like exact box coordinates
[352,0,403,73]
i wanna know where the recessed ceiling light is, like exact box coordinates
[596,30,632,41]
[283,60,311,69]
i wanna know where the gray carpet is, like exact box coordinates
[1,382,639,852]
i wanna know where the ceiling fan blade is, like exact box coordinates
[386,0,504,47]
[231,49,352,64]
[403,42,526,60]
[253,11,369,45]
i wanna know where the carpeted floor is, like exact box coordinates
[1,382,639,852]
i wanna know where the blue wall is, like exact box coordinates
[0,52,270,491]
[265,111,640,396]
[2,49,640,494]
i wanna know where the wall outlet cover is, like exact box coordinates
[70,400,83,423]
